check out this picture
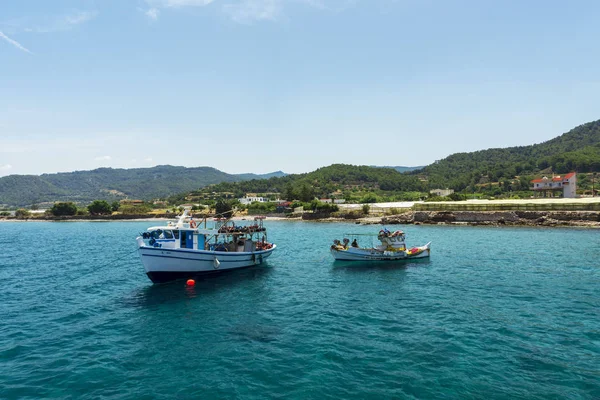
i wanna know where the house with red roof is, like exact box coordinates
[531,172,577,198]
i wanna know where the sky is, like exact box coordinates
[1,0,599,177]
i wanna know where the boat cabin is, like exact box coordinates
[140,214,272,253]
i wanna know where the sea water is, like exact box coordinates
[1,221,599,399]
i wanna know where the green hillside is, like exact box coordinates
[0,166,284,207]
[186,119,600,202]
[182,164,426,203]
[415,119,600,192]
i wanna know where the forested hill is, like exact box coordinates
[0,166,284,207]
[414,119,600,191]
[383,166,424,173]
[181,164,426,202]
[188,119,600,201]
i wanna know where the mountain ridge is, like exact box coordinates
[2,119,599,206]
[0,166,286,207]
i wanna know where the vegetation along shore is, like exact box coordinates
[4,201,600,228]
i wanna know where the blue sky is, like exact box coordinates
[1,0,599,176]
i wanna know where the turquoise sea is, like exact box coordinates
[1,221,599,399]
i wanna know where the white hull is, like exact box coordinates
[138,245,276,283]
[331,242,430,261]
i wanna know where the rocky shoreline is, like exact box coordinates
[3,211,600,227]
[378,211,600,228]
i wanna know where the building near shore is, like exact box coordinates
[430,188,454,197]
[120,199,144,205]
[531,172,577,198]
[239,195,268,205]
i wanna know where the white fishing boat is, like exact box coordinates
[330,229,430,261]
[136,210,276,283]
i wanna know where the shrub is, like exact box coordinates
[50,202,78,216]
[15,209,30,219]
[362,204,370,215]
[360,193,379,203]
[247,201,276,214]
[120,204,152,215]
[88,200,112,215]
[215,199,233,218]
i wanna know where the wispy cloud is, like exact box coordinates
[63,11,98,26]
[0,164,13,172]
[144,0,358,23]
[144,0,214,20]
[223,0,281,23]
[2,10,98,35]
[145,8,160,20]
[0,31,32,54]
[95,155,112,161]
[148,0,216,7]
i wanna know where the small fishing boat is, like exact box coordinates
[136,210,276,283]
[330,229,430,261]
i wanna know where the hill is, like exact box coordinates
[414,119,600,192]
[235,171,287,180]
[186,119,600,202]
[184,164,425,203]
[389,166,424,173]
[372,166,424,173]
[0,166,285,207]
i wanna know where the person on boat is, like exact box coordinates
[343,238,350,249]
[351,239,358,248]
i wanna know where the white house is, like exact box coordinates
[430,188,454,197]
[531,172,577,198]
[239,195,267,205]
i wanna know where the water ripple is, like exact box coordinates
[0,222,599,398]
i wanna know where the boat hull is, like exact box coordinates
[331,243,430,261]
[138,245,276,283]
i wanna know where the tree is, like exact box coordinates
[88,200,113,215]
[298,183,315,202]
[283,184,296,201]
[360,193,378,203]
[111,201,121,212]
[15,208,31,219]
[50,202,78,216]
[215,199,233,218]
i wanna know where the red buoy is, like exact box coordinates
[186,279,195,286]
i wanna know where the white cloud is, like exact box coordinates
[143,0,358,23]
[0,31,32,54]
[95,155,112,161]
[3,10,98,35]
[145,8,160,20]
[145,157,154,162]
[298,0,358,11]
[146,0,215,8]
[223,0,281,23]
[143,0,213,21]
[64,11,98,26]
